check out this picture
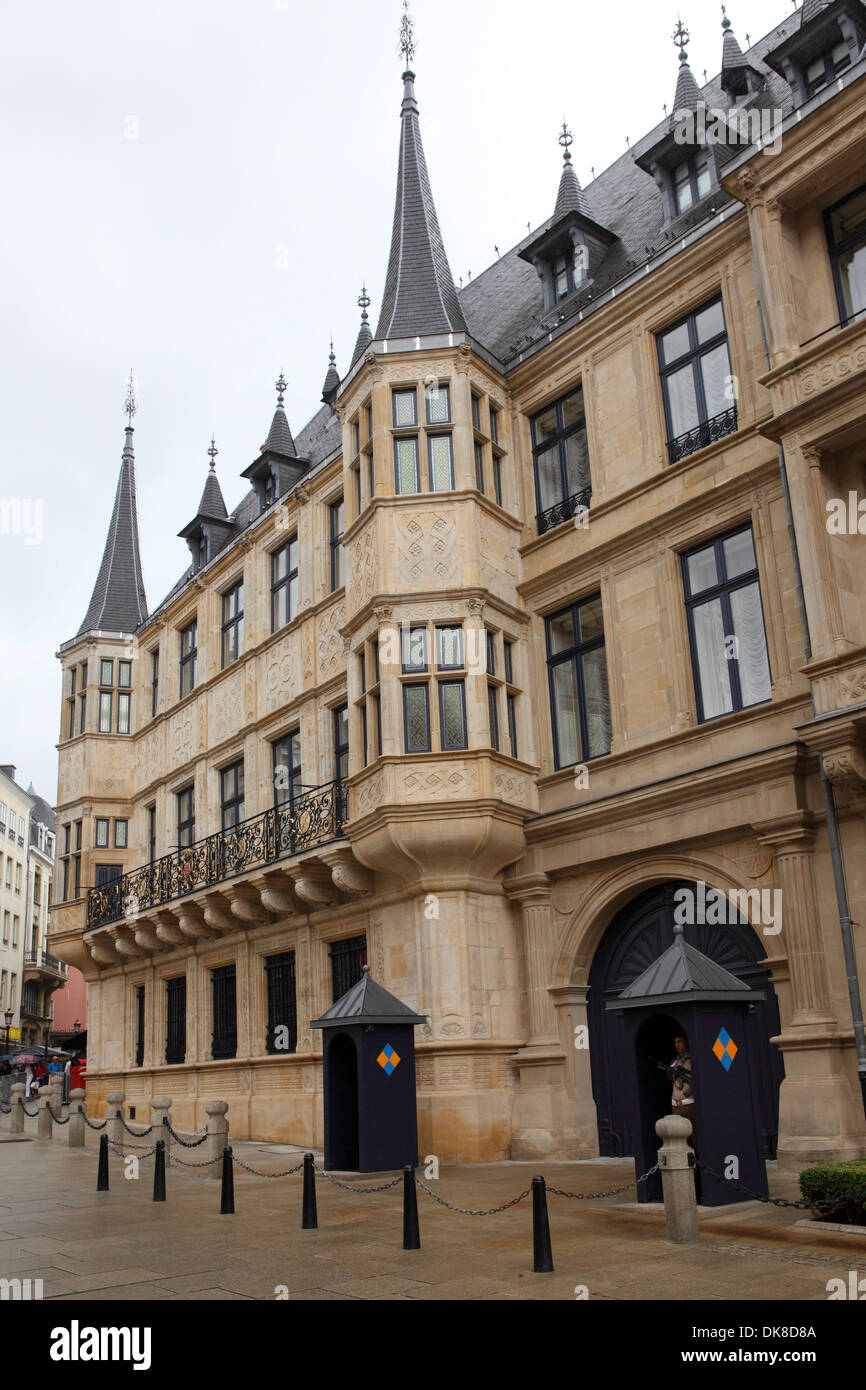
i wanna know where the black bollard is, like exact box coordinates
[96,1133,110,1192]
[220,1145,235,1214]
[531,1175,554,1273]
[402,1166,420,1250]
[153,1139,166,1202]
[302,1152,318,1229]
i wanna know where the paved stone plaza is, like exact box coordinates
[1,1114,865,1301]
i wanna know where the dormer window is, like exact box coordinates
[673,151,711,215]
[553,246,584,302]
[263,476,275,510]
[197,535,208,570]
[805,41,852,97]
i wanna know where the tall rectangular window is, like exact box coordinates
[221,582,244,668]
[118,660,132,688]
[265,952,297,1054]
[531,387,591,534]
[403,685,431,754]
[330,499,345,592]
[438,682,467,752]
[95,818,109,848]
[657,296,735,463]
[273,732,302,809]
[682,525,772,722]
[488,684,500,751]
[135,985,145,1068]
[825,184,866,326]
[672,150,711,214]
[220,762,245,831]
[151,649,159,718]
[98,692,112,733]
[333,705,349,782]
[271,536,299,631]
[211,965,237,1060]
[114,819,128,849]
[402,627,428,673]
[78,662,88,735]
[180,620,197,699]
[329,934,367,1003]
[392,388,418,427]
[177,786,195,849]
[507,692,519,759]
[436,626,464,671]
[100,659,113,687]
[546,595,612,769]
[165,977,186,1064]
[425,381,450,424]
[428,434,454,491]
[394,436,420,494]
[148,805,156,864]
[117,692,131,734]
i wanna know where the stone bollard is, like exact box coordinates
[68,1089,86,1148]
[37,1091,53,1141]
[205,1101,229,1181]
[150,1096,172,1167]
[105,1092,126,1148]
[9,1083,25,1134]
[49,1075,64,1116]
[655,1113,699,1245]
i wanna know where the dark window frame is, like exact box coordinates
[530,387,591,531]
[165,976,186,1065]
[150,648,159,719]
[427,432,455,491]
[179,620,197,700]
[329,498,345,592]
[333,705,349,783]
[438,680,468,752]
[656,294,734,459]
[220,760,245,832]
[271,535,299,632]
[824,180,866,326]
[272,731,302,810]
[265,952,297,1055]
[211,964,237,1061]
[545,595,611,771]
[402,683,431,754]
[220,581,244,670]
[177,785,195,850]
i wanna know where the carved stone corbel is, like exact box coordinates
[320,849,373,897]
[133,925,162,953]
[177,902,212,939]
[200,896,233,934]
[290,863,340,906]
[154,912,186,946]
[256,873,299,917]
[228,886,267,924]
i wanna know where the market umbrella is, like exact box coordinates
[11,1053,40,1065]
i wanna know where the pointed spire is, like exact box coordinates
[672,18,702,113]
[801,0,832,22]
[352,285,374,363]
[262,372,297,456]
[77,372,148,637]
[721,5,746,67]
[376,5,467,341]
[321,340,341,406]
[197,437,227,519]
[553,121,588,222]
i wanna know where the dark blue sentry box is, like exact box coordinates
[312,965,427,1173]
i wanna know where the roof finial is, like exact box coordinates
[673,16,690,62]
[207,437,218,470]
[124,369,137,425]
[721,2,731,29]
[398,0,416,66]
[275,371,287,407]
[358,283,371,322]
[559,119,574,165]
[329,338,335,363]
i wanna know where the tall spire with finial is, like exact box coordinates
[376,1,467,341]
[720,5,763,97]
[322,339,341,406]
[553,120,589,222]
[76,370,148,637]
[197,437,228,519]
[262,371,297,456]
[672,18,702,113]
[352,284,374,364]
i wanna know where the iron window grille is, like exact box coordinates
[329,935,367,1003]
[657,296,736,464]
[824,182,866,327]
[220,762,245,833]
[165,977,186,1064]
[135,985,145,1067]
[271,536,299,632]
[546,595,612,769]
[330,498,345,591]
[531,386,592,535]
[179,621,197,699]
[221,582,244,669]
[265,952,297,1054]
[211,965,237,1061]
[682,524,772,723]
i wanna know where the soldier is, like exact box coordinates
[668,1034,697,1150]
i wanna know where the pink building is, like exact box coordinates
[51,965,87,1036]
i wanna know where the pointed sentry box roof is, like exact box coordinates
[311,964,427,1029]
[607,925,764,1010]
[78,421,148,637]
[376,69,467,341]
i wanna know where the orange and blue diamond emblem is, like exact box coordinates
[712,1028,738,1071]
[377,1044,400,1076]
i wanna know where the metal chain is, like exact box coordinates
[107,1137,157,1157]
[170,1153,222,1169]
[83,1115,108,1130]
[695,1157,866,1212]
[232,1155,305,1178]
[416,1177,531,1215]
[315,1169,402,1193]
[548,1162,660,1200]
[21,1103,39,1117]
[119,1117,154,1136]
[165,1122,208,1147]
[47,1106,70,1125]
[0,1102,10,1113]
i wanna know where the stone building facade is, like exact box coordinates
[50,4,866,1168]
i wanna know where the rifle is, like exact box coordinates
[648,1055,692,1086]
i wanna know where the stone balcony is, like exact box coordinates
[23,949,69,983]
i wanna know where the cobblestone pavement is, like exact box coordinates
[1,1111,864,1301]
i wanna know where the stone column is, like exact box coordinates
[37,1091,53,1141]
[656,1114,699,1245]
[512,878,559,1047]
[754,818,832,1025]
[150,1095,172,1166]
[550,982,600,1157]
[68,1089,86,1148]
[105,1091,126,1147]
[206,1100,229,1181]
[9,1083,25,1134]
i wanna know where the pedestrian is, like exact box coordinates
[24,1063,33,1099]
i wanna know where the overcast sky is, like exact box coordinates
[0,0,791,802]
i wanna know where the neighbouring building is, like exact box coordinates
[50,4,866,1168]
[23,789,66,1051]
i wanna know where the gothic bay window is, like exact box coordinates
[403,684,431,753]
[532,386,591,535]
[98,690,112,733]
[428,435,454,491]
[211,964,237,1061]
[220,761,245,832]
[672,150,711,215]
[273,731,302,809]
[179,620,197,699]
[221,581,244,669]
[426,381,451,425]
[271,536,299,631]
[265,952,297,1054]
[682,525,772,723]
[177,786,194,849]
[330,498,345,591]
[333,705,349,782]
[400,622,468,754]
[658,296,735,463]
[117,691,131,734]
[546,595,612,769]
[165,977,186,1065]
[825,185,866,326]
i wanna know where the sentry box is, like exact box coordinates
[311,965,427,1173]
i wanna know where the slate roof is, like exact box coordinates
[609,926,761,1007]
[552,154,588,222]
[376,70,467,340]
[311,964,427,1028]
[321,346,341,404]
[78,426,148,636]
[26,788,55,835]
[352,317,373,364]
[263,403,297,457]
[197,464,228,520]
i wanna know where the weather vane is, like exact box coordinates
[207,437,218,469]
[399,0,416,65]
[276,372,287,406]
[124,369,137,424]
[559,120,574,163]
[673,17,690,57]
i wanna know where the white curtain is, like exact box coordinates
[730,584,772,706]
[692,599,733,719]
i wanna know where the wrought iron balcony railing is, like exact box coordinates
[85,779,348,933]
[667,404,738,465]
[24,949,68,976]
[536,485,592,537]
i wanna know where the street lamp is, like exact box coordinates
[3,1007,12,1053]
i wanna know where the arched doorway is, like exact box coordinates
[587,882,784,1158]
[325,1031,359,1170]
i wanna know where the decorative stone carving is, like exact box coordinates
[229,887,266,923]
[398,514,456,585]
[840,668,866,706]
[179,903,212,938]
[353,526,378,608]
[264,642,299,713]
[822,746,866,790]
[402,764,478,801]
[321,849,373,897]
[799,344,866,400]
[493,770,528,805]
[290,865,339,906]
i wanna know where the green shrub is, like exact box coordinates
[799,1160,866,1225]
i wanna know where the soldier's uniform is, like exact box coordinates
[669,1050,698,1155]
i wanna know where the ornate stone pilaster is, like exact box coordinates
[753,815,832,1025]
[507,877,559,1047]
